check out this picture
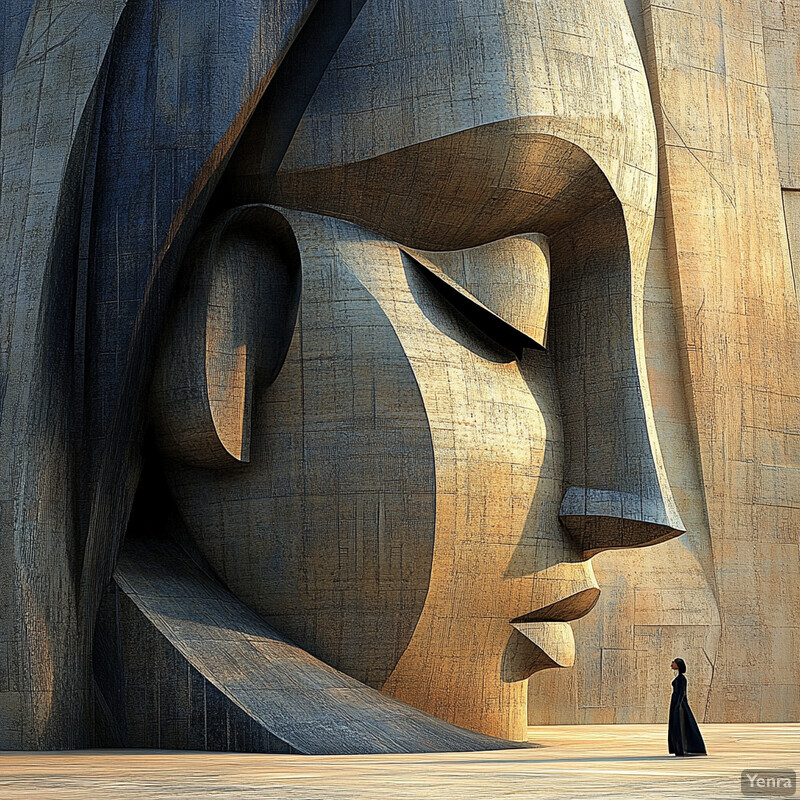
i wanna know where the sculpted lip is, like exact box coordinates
[512,621,577,668]
[512,586,601,625]
[510,587,601,669]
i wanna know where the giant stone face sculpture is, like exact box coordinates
[145,0,684,744]
[3,0,797,756]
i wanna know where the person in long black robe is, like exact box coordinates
[668,658,707,756]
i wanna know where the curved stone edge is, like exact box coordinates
[113,538,529,755]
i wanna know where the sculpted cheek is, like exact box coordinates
[158,212,436,692]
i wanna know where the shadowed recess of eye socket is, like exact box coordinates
[404,234,551,349]
[399,252,533,362]
[400,234,550,359]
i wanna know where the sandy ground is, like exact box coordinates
[1,724,797,799]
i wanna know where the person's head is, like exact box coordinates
[672,658,687,673]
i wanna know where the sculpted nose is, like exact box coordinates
[550,199,684,559]
[559,487,684,559]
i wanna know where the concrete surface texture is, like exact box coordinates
[531,0,800,725]
[2,725,798,799]
[1,0,799,755]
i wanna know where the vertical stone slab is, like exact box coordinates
[643,0,800,720]
[785,191,800,299]
[761,0,800,190]
[0,0,128,749]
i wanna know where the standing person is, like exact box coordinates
[668,658,707,756]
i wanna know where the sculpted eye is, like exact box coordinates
[400,234,550,358]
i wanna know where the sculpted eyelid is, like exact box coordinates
[399,247,546,358]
